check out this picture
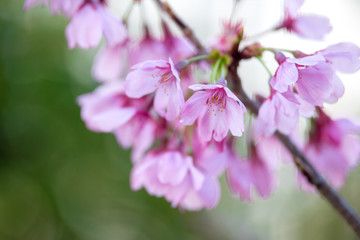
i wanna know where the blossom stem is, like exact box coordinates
[256,56,272,77]
[259,47,295,55]
[187,54,212,63]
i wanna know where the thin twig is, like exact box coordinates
[156,0,360,237]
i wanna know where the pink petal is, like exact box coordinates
[273,93,299,135]
[131,119,156,163]
[227,159,252,202]
[293,15,332,40]
[252,160,275,198]
[124,69,159,98]
[65,5,102,49]
[320,42,360,73]
[296,63,334,106]
[226,98,245,137]
[92,44,125,82]
[256,99,276,137]
[271,61,298,92]
[284,0,304,16]
[99,7,127,46]
[157,152,189,185]
[198,105,228,142]
[286,54,325,66]
[325,74,344,104]
[180,91,210,125]
[197,175,220,209]
[154,80,184,121]
[87,107,136,132]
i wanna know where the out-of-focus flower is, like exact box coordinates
[131,150,220,210]
[318,42,360,73]
[280,0,332,39]
[125,58,184,121]
[226,146,275,201]
[66,2,127,49]
[270,52,325,93]
[211,21,243,53]
[256,89,300,136]
[299,110,360,190]
[180,79,247,143]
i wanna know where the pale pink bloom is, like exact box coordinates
[318,42,360,74]
[299,111,360,190]
[227,148,275,201]
[191,130,229,174]
[66,3,127,49]
[295,62,342,106]
[270,52,325,93]
[131,150,220,210]
[125,58,184,121]
[271,52,345,106]
[280,0,332,40]
[293,43,360,105]
[255,134,292,169]
[180,79,247,143]
[256,89,300,136]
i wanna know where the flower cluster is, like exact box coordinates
[25,0,360,211]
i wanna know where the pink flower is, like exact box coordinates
[180,79,247,143]
[125,58,185,121]
[280,0,332,40]
[270,52,325,93]
[226,148,275,201]
[131,150,220,210]
[271,52,345,106]
[299,110,360,190]
[295,62,341,106]
[66,2,127,49]
[255,89,300,136]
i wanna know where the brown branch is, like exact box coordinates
[153,0,207,55]
[156,0,360,237]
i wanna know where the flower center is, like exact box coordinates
[206,89,226,116]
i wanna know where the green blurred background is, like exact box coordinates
[1,1,360,239]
